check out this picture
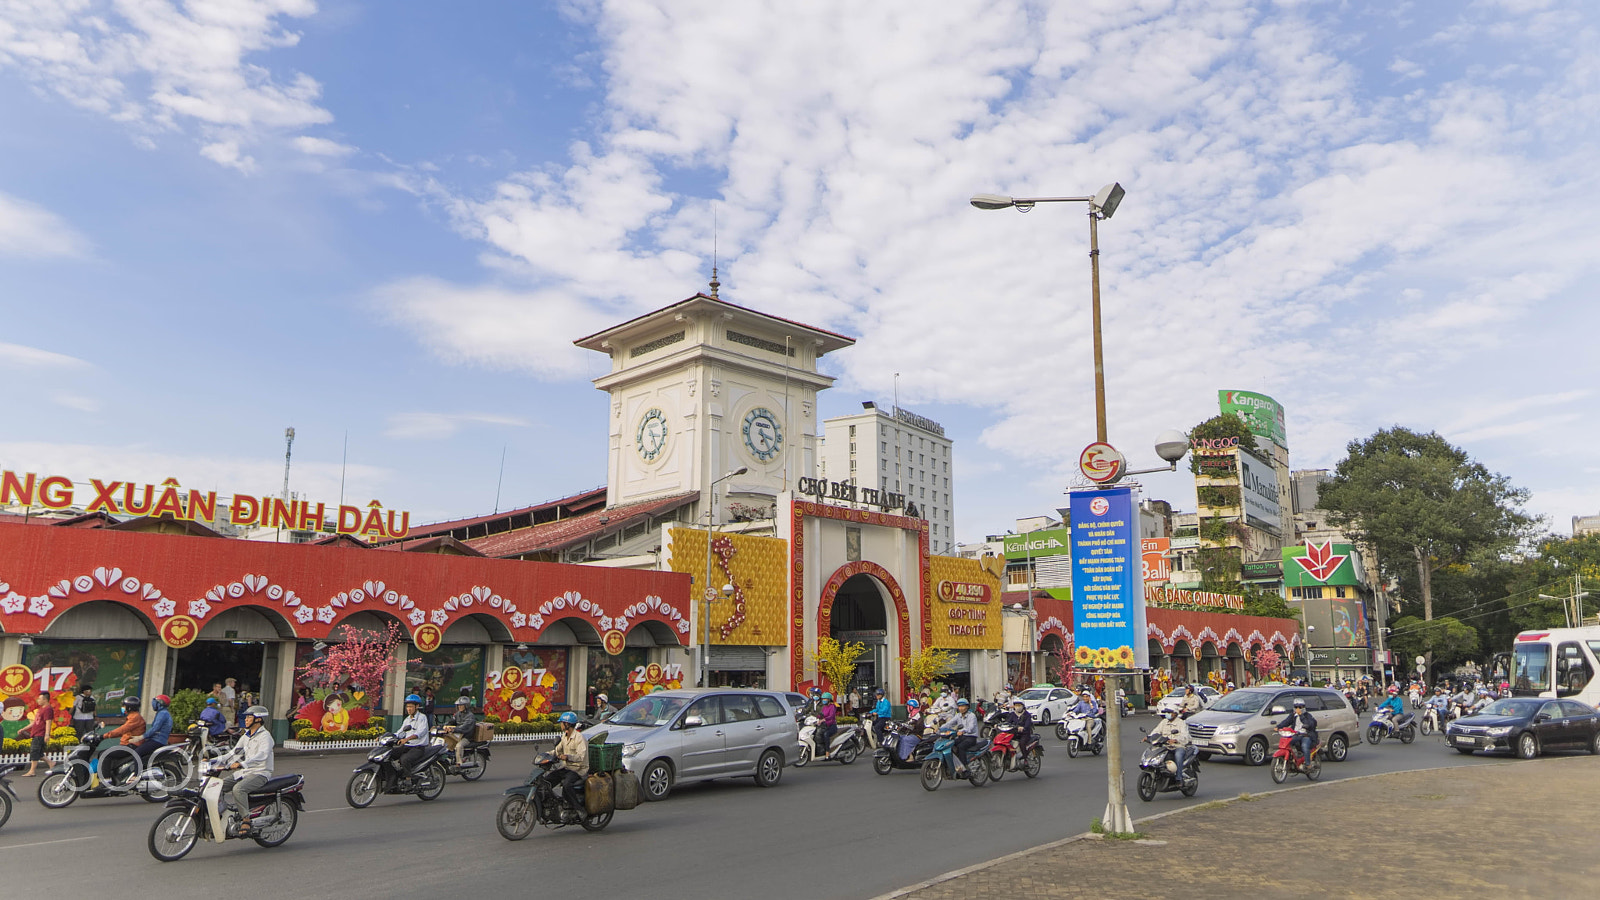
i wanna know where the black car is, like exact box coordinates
[1445,697,1600,759]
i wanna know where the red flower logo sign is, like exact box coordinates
[1292,541,1348,582]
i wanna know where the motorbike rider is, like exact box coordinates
[216,705,274,835]
[394,694,431,778]
[199,696,230,740]
[1277,698,1318,764]
[818,692,839,754]
[1149,707,1193,774]
[871,687,891,744]
[593,692,617,722]
[1376,685,1410,730]
[1180,683,1203,719]
[439,695,479,765]
[133,694,174,762]
[803,687,823,719]
[949,697,980,775]
[106,696,147,746]
[1450,684,1474,718]
[1070,691,1100,722]
[1002,698,1034,755]
[552,710,589,812]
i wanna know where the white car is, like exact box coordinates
[1012,686,1079,725]
[1156,685,1220,716]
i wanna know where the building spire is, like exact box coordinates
[708,203,720,298]
[709,266,720,298]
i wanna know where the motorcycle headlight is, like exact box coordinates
[1486,726,1512,737]
[622,742,645,758]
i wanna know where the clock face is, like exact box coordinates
[635,408,669,462]
[741,407,784,462]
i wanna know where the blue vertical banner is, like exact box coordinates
[1069,486,1149,670]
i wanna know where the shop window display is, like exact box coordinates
[405,646,485,717]
[18,640,146,726]
[290,641,391,732]
[483,647,568,720]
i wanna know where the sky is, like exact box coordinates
[1,0,1598,544]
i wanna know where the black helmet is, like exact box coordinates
[122,696,140,711]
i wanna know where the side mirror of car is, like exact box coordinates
[1534,713,1550,723]
[1269,706,1287,715]
[683,715,706,728]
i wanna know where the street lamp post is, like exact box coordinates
[702,466,749,686]
[972,182,1133,834]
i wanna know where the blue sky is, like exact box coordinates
[2,0,1598,542]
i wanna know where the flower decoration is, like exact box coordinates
[429,608,449,626]
[511,612,527,628]
[28,595,54,617]
[291,605,313,623]
[1,592,24,614]
[153,598,176,618]
[188,598,212,619]
[407,608,426,627]
[315,606,336,624]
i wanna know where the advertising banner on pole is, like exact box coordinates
[1068,486,1148,669]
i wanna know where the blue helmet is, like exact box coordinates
[558,711,579,726]
[405,694,424,705]
[205,697,218,706]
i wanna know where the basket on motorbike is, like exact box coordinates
[588,740,624,773]
[472,721,497,742]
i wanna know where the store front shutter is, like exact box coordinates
[944,650,971,673]
[708,646,767,671]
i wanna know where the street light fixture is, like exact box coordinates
[972,181,1132,834]
[701,466,749,685]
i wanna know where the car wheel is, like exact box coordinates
[1455,747,1475,755]
[1590,731,1600,756]
[1516,732,1539,760]
[1037,709,1051,725]
[755,749,784,787]
[642,760,673,801]
[1195,751,1212,762]
[1327,734,1349,762]
[1245,736,1269,766]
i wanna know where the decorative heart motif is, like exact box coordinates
[473,585,490,601]
[400,597,415,610]
[443,598,459,611]
[49,581,69,598]
[590,605,603,619]
[96,566,123,587]
[3,670,24,690]
[502,602,516,614]
[647,596,660,610]
[206,587,224,603]
[0,581,8,594]
[540,602,553,616]
[330,595,346,609]
[170,622,190,640]
[141,582,158,598]
[282,590,298,605]
[669,609,681,621]
[244,574,266,592]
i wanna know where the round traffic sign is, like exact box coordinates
[1079,442,1125,484]
[1415,663,1426,674]
[1415,655,1426,665]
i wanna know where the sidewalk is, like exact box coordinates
[881,756,1600,900]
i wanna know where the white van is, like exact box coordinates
[1511,627,1600,705]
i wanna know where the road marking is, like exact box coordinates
[0,836,100,851]
[305,806,354,813]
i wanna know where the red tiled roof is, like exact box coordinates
[107,515,225,538]
[465,491,698,559]
[310,533,373,549]
[51,511,120,529]
[393,487,608,542]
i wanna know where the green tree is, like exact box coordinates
[1316,428,1537,623]
[1386,616,1478,669]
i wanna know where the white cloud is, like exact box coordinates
[292,135,355,157]
[384,412,532,440]
[0,0,329,169]
[50,392,100,413]
[0,341,91,369]
[0,191,89,257]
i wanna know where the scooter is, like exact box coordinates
[1269,728,1321,783]
[1419,702,1443,736]
[1366,709,1416,745]
[919,727,990,791]
[872,721,933,775]
[985,722,1043,780]
[344,733,449,807]
[496,751,614,839]
[37,727,180,808]
[795,715,863,766]
[1135,730,1199,801]
[1058,712,1105,757]
[0,763,18,830]
[431,727,491,781]
[146,760,305,861]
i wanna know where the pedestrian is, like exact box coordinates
[23,694,55,776]
[220,678,238,724]
[70,683,96,735]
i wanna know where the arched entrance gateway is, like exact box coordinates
[817,562,910,698]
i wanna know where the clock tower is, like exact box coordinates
[574,289,855,523]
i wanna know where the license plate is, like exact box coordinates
[1454,736,1476,746]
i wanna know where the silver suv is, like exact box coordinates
[1183,686,1360,766]
[586,688,801,802]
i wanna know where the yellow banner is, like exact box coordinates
[928,556,1003,650]
[667,528,789,645]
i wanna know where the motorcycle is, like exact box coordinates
[432,727,490,781]
[1269,728,1321,783]
[37,727,183,808]
[796,715,863,766]
[985,722,1042,780]
[1135,730,1199,801]
[165,721,237,789]
[146,760,305,861]
[344,733,448,807]
[919,727,990,791]
[1057,712,1105,757]
[0,763,17,831]
[872,721,934,775]
[1366,709,1416,745]
[1419,703,1443,736]
[496,752,613,839]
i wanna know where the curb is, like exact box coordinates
[866,757,1571,900]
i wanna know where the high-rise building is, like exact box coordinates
[818,402,955,553]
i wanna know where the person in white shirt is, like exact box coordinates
[1150,708,1193,774]
[218,705,274,834]
[394,694,431,776]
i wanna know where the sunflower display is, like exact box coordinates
[1075,645,1095,666]
[1114,645,1135,667]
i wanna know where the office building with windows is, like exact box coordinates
[818,402,955,554]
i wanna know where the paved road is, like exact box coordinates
[0,716,1544,899]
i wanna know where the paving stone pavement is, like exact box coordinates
[885,755,1600,900]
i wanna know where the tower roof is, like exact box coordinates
[573,293,855,356]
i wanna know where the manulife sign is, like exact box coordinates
[1004,528,1072,559]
